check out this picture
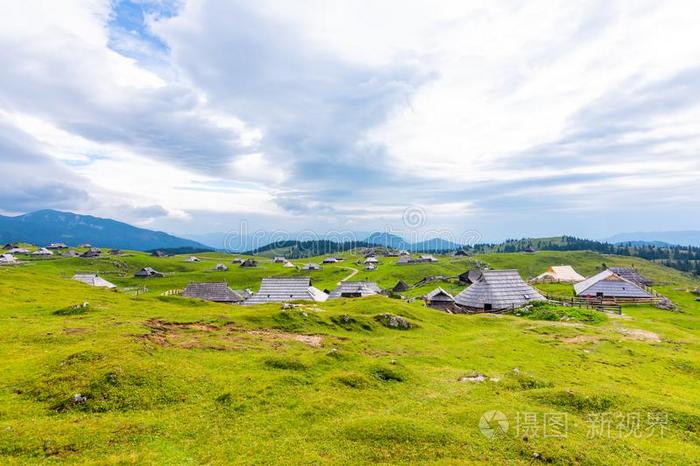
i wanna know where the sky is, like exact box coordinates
[1,0,699,243]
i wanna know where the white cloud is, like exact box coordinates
[1,0,699,237]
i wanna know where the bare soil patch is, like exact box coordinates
[617,328,662,342]
[140,319,324,350]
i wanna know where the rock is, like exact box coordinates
[655,297,676,310]
[72,393,87,404]
[375,313,414,330]
[458,373,487,382]
[281,303,298,310]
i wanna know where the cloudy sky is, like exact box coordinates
[1,0,699,242]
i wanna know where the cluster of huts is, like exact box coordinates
[397,254,439,265]
[0,243,123,264]
[420,265,656,312]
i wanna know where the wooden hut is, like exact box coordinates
[240,259,257,268]
[574,270,653,301]
[0,254,18,264]
[243,277,328,305]
[182,282,246,303]
[134,267,164,278]
[72,274,116,289]
[458,270,483,285]
[215,264,228,271]
[424,287,456,309]
[392,280,410,293]
[328,281,382,299]
[608,267,653,287]
[454,270,545,312]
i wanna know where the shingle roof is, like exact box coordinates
[574,270,652,298]
[425,287,455,303]
[0,253,17,264]
[392,280,409,292]
[72,274,116,289]
[328,281,382,298]
[243,277,328,305]
[454,269,545,310]
[135,267,162,277]
[608,267,652,286]
[182,282,245,302]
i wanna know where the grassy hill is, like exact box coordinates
[1,249,699,464]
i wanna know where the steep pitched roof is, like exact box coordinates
[135,267,162,277]
[182,282,244,302]
[32,248,53,255]
[455,269,545,310]
[392,280,409,292]
[328,281,382,298]
[534,265,585,283]
[243,277,328,305]
[72,274,116,289]
[425,287,455,303]
[0,253,17,264]
[608,267,652,286]
[574,270,652,298]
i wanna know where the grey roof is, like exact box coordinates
[392,280,410,292]
[454,269,545,310]
[32,248,53,255]
[215,264,228,271]
[303,263,321,270]
[240,259,257,267]
[0,253,17,263]
[459,270,483,284]
[328,281,382,298]
[182,282,245,303]
[425,287,455,303]
[574,270,652,298]
[608,267,652,286]
[243,277,328,305]
[135,267,162,277]
[72,274,116,289]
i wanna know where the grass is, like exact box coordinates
[0,249,699,463]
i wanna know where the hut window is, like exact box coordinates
[484,303,493,311]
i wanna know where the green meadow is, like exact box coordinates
[0,249,699,464]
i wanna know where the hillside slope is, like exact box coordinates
[0,250,698,464]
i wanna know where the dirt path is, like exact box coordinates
[337,266,359,284]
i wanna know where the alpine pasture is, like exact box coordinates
[1,248,699,464]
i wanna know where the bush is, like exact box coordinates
[514,304,606,324]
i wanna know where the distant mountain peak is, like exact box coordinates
[0,210,210,251]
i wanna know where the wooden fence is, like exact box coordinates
[544,294,622,315]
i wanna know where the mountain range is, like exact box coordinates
[0,210,209,251]
[606,231,700,247]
